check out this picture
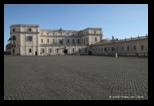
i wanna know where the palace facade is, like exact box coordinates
[6,24,148,56]
[7,24,102,56]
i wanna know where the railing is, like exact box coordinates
[39,43,85,47]
[93,35,148,45]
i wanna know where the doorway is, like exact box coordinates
[35,51,37,56]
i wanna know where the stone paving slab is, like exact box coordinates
[4,55,148,100]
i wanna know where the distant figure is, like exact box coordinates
[115,52,118,57]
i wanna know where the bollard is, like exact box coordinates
[115,52,118,57]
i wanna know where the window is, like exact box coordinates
[94,30,97,34]
[57,49,58,53]
[104,48,107,51]
[84,39,85,44]
[112,47,115,51]
[27,36,32,41]
[72,48,74,53]
[60,40,63,44]
[95,37,97,42]
[13,29,15,32]
[141,45,144,50]
[29,49,31,53]
[47,39,49,43]
[67,39,69,43]
[42,49,44,53]
[72,39,75,44]
[47,33,49,35]
[49,48,52,53]
[127,46,129,51]
[134,45,136,50]
[122,46,124,51]
[77,39,80,44]
[12,36,16,40]
[41,39,43,43]
[28,28,32,32]
[53,39,55,44]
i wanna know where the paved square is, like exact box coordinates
[4,55,148,100]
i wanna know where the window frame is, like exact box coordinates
[95,37,97,42]
[12,36,16,40]
[127,46,129,51]
[141,45,144,50]
[27,36,33,41]
[134,45,136,50]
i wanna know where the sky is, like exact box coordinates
[4,4,148,50]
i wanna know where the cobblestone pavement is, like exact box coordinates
[4,55,148,100]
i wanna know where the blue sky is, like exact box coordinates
[4,4,148,50]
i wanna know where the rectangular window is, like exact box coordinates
[13,29,15,32]
[67,39,69,43]
[108,48,110,51]
[122,46,124,51]
[12,36,16,40]
[41,39,43,43]
[141,45,144,50]
[77,39,80,44]
[117,47,118,51]
[101,48,103,51]
[57,49,58,53]
[112,47,115,51]
[104,48,107,51]
[27,36,32,41]
[28,28,32,32]
[42,49,44,53]
[53,39,55,44]
[49,48,52,53]
[72,39,75,44]
[134,45,136,50]
[72,48,74,53]
[95,37,97,42]
[127,46,129,51]
[47,39,49,43]
[29,49,31,53]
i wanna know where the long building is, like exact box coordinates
[91,35,148,56]
[7,24,102,56]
